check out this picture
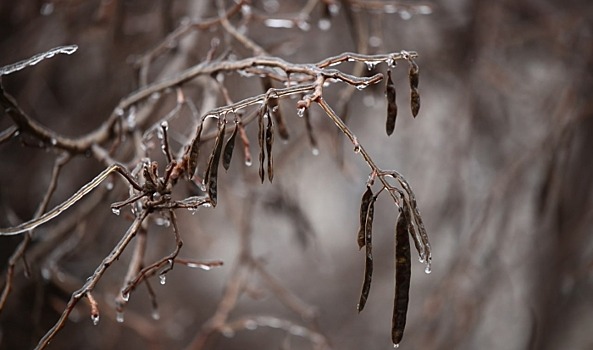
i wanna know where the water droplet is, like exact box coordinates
[399,10,411,20]
[221,327,235,338]
[297,20,310,31]
[318,18,331,31]
[106,181,114,190]
[151,309,160,320]
[245,320,258,330]
[121,292,129,302]
[155,217,170,227]
[116,312,125,323]
[353,145,361,153]
[365,61,378,71]
[393,343,400,348]
[40,3,54,16]
[160,121,169,130]
[159,275,166,285]
[115,107,124,116]
[424,263,432,274]
[91,314,100,326]
[245,158,253,167]
[297,107,305,118]
[111,207,121,215]
[312,147,320,156]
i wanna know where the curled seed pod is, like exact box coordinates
[357,186,373,249]
[357,193,376,313]
[222,122,238,171]
[392,207,411,347]
[265,111,274,183]
[409,60,420,117]
[385,70,398,136]
[186,123,203,179]
[262,77,289,140]
[204,121,226,207]
[258,107,266,183]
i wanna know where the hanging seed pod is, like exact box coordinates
[385,70,398,136]
[303,105,319,153]
[357,186,374,249]
[262,77,289,140]
[357,193,376,313]
[204,121,226,207]
[258,106,266,183]
[392,206,411,347]
[186,122,203,179]
[265,110,274,183]
[409,60,420,118]
[222,122,238,171]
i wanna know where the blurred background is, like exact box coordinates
[1,0,592,349]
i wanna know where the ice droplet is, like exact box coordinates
[40,3,54,16]
[91,314,100,326]
[151,309,160,320]
[115,107,124,116]
[318,18,331,31]
[399,10,412,20]
[245,158,253,167]
[353,145,361,153]
[424,263,432,274]
[121,292,129,302]
[297,20,310,31]
[221,327,235,338]
[111,207,120,215]
[116,312,125,323]
[245,320,258,330]
[365,61,378,71]
[311,147,320,156]
[160,120,169,130]
[393,343,400,348]
[159,275,166,285]
[105,181,114,190]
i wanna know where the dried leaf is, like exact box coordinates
[265,110,274,183]
[186,123,203,179]
[385,70,398,135]
[258,107,266,183]
[357,193,376,313]
[392,207,411,346]
[357,186,373,249]
[222,122,238,171]
[204,121,226,207]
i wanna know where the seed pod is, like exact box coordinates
[357,193,376,312]
[258,107,266,183]
[222,122,238,171]
[186,122,203,179]
[265,110,274,183]
[409,60,420,117]
[392,207,411,346]
[357,186,374,249]
[204,121,226,207]
[385,70,398,136]
[262,77,289,140]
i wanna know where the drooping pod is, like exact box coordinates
[357,186,374,249]
[186,122,203,179]
[258,106,266,183]
[409,60,420,117]
[204,120,226,207]
[392,206,411,346]
[265,109,274,183]
[357,192,376,313]
[222,121,238,171]
[385,70,398,135]
[262,77,289,140]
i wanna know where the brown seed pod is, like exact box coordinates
[409,60,420,118]
[265,110,274,183]
[392,206,411,346]
[385,70,398,136]
[357,193,376,313]
[262,77,289,140]
[258,106,266,184]
[357,186,374,249]
[222,122,238,171]
[186,122,203,179]
[204,120,226,207]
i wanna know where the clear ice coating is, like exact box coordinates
[121,292,130,302]
[91,314,100,326]
[111,207,121,215]
[0,44,78,76]
[159,274,166,285]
